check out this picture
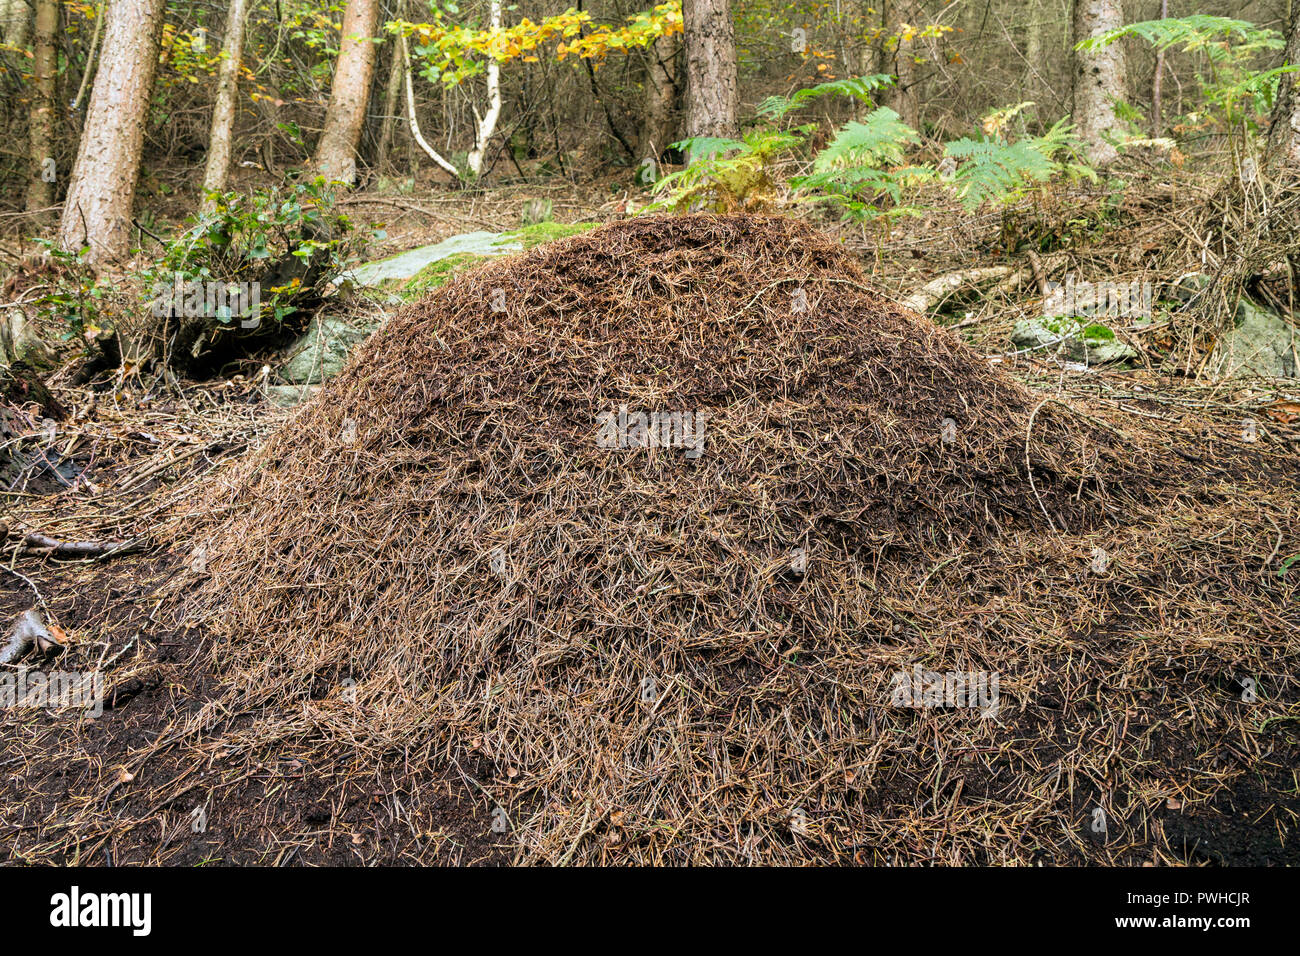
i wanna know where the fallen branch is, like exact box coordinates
[902,266,1019,314]
[4,524,142,558]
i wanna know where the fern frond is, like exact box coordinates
[757,74,895,120]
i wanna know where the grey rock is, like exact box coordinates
[263,383,323,407]
[340,231,521,287]
[1011,316,1138,364]
[1209,298,1298,379]
[279,316,372,385]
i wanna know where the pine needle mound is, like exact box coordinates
[161,215,1299,864]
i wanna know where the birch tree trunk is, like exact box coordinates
[57,0,166,262]
[1071,0,1125,167]
[682,0,738,145]
[312,0,380,186]
[465,0,502,178]
[25,0,57,220]
[0,0,30,50]
[200,0,251,208]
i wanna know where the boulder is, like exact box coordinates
[278,316,373,385]
[1208,298,1298,379]
[1011,315,1139,364]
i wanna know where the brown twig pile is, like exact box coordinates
[14,214,1297,865]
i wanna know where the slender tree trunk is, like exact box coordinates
[1150,0,1167,137]
[200,0,250,209]
[682,0,738,145]
[57,0,166,262]
[400,31,459,177]
[312,0,380,185]
[1267,0,1300,169]
[25,0,56,220]
[466,0,502,178]
[1022,0,1042,102]
[376,36,404,173]
[883,0,920,129]
[1071,0,1126,166]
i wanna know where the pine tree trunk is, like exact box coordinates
[1071,0,1125,166]
[312,0,380,186]
[200,0,251,208]
[639,33,680,163]
[25,0,57,220]
[682,0,738,146]
[57,0,166,262]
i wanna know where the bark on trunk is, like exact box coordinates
[376,35,404,173]
[25,0,57,220]
[200,0,251,208]
[640,32,680,163]
[0,0,30,50]
[1267,0,1300,169]
[312,0,380,186]
[682,0,738,147]
[57,0,166,262]
[1071,0,1126,167]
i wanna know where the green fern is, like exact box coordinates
[648,128,812,213]
[811,107,919,169]
[943,117,1093,210]
[1077,15,1293,136]
[789,108,925,218]
[1075,16,1281,64]
[757,74,895,121]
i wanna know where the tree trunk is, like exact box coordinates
[312,0,380,186]
[883,0,920,129]
[1150,0,1167,137]
[0,0,30,50]
[200,0,251,208]
[639,32,680,163]
[1267,0,1300,169]
[1071,0,1125,167]
[465,0,502,178]
[25,0,57,220]
[57,0,166,262]
[682,0,738,146]
[376,35,404,173]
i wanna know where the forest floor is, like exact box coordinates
[2,174,1299,865]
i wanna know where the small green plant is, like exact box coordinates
[29,241,116,341]
[756,74,895,120]
[142,177,367,330]
[648,128,811,213]
[943,108,1095,211]
[789,106,928,219]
